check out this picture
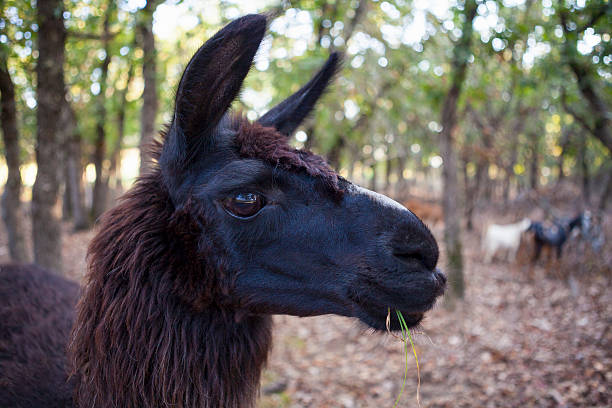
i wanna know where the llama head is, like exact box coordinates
[158,14,444,331]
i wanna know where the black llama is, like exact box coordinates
[0,15,445,408]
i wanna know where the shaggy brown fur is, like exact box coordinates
[0,264,78,408]
[69,168,272,408]
[235,118,342,198]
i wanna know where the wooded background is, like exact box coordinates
[0,0,610,297]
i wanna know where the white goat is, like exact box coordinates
[482,218,531,263]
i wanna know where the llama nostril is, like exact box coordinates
[393,244,438,270]
[393,250,426,266]
[388,207,439,270]
[391,231,439,270]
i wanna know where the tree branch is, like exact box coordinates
[577,4,609,33]
[67,30,119,41]
[560,87,595,134]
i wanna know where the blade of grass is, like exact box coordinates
[388,307,408,408]
[397,311,421,407]
[387,309,423,408]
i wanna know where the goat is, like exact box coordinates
[528,211,597,264]
[527,220,570,262]
[482,218,531,263]
[0,15,445,408]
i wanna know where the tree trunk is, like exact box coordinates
[384,157,393,193]
[529,133,539,191]
[304,124,316,151]
[63,101,88,230]
[557,152,565,183]
[501,169,511,205]
[438,0,477,303]
[579,136,590,203]
[557,128,570,183]
[566,59,611,153]
[0,53,29,262]
[503,137,518,203]
[91,4,113,220]
[63,171,72,220]
[32,0,65,273]
[599,172,611,211]
[370,163,377,191]
[327,135,345,171]
[462,157,475,231]
[481,134,494,202]
[108,59,135,197]
[138,1,161,174]
[397,156,406,191]
[346,149,356,182]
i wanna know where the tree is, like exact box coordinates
[0,50,29,262]
[438,0,477,302]
[108,50,136,195]
[91,0,115,219]
[137,0,162,174]
[32,0,65,272]
[558,1,611,153]
[62,99,89,230]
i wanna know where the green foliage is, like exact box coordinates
[1,0,609,189]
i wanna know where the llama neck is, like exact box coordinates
[74,301,272,408]
[70,173,273,408]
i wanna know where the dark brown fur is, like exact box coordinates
[0,264,78,408]
[69,165,272,408]
[235,118,341,196]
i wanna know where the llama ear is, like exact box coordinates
[173,14,267,148]
[258,52,341,136]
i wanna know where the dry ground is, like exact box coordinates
[1,202,610,408]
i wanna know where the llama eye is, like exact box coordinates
[223,193,265,219]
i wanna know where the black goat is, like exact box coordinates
[528,213,586,262]
[528,221,568,262]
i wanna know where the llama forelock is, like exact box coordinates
[234,116,344,200]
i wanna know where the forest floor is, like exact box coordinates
[1,189,610,408]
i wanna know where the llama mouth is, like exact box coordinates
[356,302,433,331]
[348,270,443,331]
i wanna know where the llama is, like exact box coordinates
[0,15,446,408]
[0,264,78,408]
[482,218,531,263]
